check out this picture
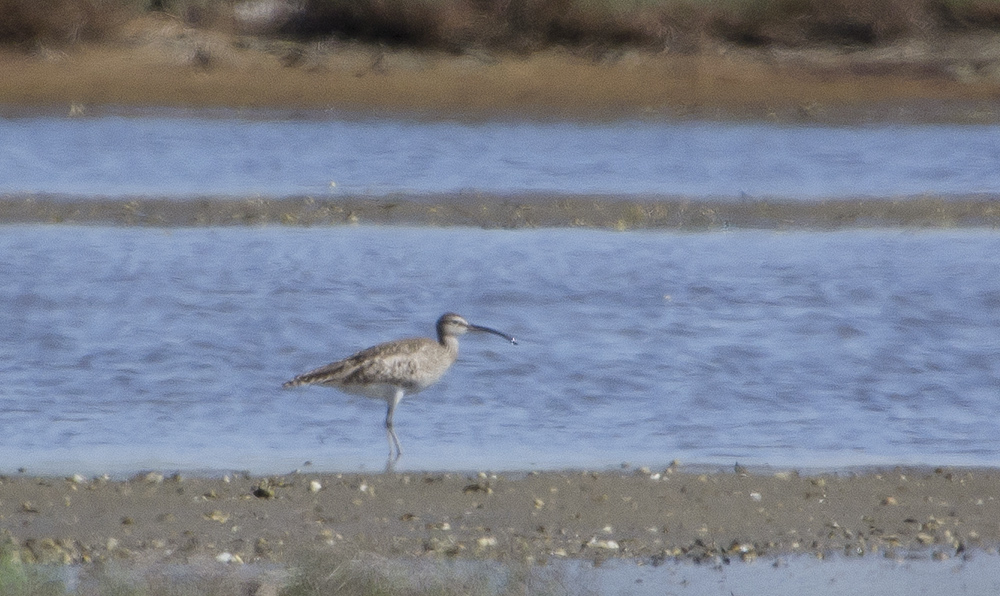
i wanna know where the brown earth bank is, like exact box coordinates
[2,466,999,569]
[4,12,1000,122]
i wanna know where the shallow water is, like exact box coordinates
[1,225,997,475]
[47,552,1000,596]
[596,554,1000,596]
[3,113,1000,198]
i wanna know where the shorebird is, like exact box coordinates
[283,313,517,460]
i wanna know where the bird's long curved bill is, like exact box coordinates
[470,324,518,345]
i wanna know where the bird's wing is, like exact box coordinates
[284,338,434,388]
[338,339,436,389]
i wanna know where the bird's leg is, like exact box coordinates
[385,389,405,461]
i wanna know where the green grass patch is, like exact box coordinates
[0,540,64,596]
[0,540,594,596]
[279,549,590,596]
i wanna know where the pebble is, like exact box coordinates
[587,537,620,550]
[138,472,164,484]
[205,510,230,523]
[216,551,244,564]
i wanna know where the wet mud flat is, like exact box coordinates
[3,194,1000,230]
[2,467,998,569]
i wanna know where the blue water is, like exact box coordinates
[2,111,999,474]
[1,225,998,474]
[2,113,1000,198]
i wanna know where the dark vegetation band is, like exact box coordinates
[4,0,1000,52]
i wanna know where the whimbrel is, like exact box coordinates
[283,313,517,460]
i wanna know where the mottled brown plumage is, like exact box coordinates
[283,313,516,460]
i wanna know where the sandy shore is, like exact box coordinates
[3,14,1000,122]
[2,466,997,568]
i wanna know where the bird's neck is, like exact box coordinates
[438,334,460,354]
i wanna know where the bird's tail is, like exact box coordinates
[282,374,317,388]
[282,361,344,389]
[282,363,343,388]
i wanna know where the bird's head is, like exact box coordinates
[437,313,517,344]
